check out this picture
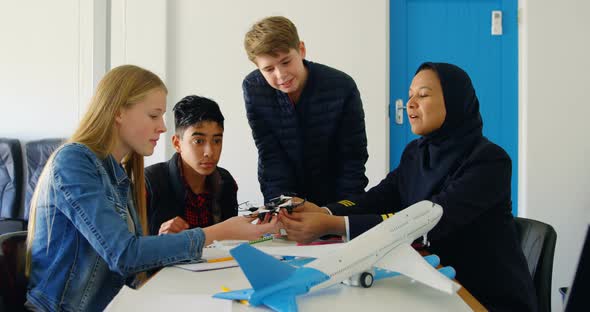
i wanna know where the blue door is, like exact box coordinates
[389,0,518,214]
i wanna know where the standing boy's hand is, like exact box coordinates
[290,197,329,214]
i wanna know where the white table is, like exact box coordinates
[107,261,474,311]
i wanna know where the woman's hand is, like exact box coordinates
[278,210,345,244]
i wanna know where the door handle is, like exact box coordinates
[395,99,406,125]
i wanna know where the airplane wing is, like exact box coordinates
[262,292,298,312]
[212,288,253,300]
[374,243,461,294]
[251,244,342,259]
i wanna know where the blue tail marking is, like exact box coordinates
[230,243,297,290]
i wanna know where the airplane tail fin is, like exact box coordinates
[230,243,297,290]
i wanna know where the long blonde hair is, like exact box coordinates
[26,65,167,276]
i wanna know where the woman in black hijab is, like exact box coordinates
[279,62,537,311]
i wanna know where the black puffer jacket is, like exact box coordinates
[243,60,368,206]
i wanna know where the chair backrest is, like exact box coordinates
[0,231,28,311]
[0,219,26,236]
[24,139,63,220]
[563,225,589,312]
[514,217,557,312]
[0,138,23,219]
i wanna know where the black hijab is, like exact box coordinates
[402,62,484,205]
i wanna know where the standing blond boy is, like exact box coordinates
[243,16,368,206]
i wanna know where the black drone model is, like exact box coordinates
[239,195,306,220]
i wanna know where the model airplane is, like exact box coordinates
[213,200,460,312]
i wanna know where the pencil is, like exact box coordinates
[206,256,234,263]
[248,236,273,245]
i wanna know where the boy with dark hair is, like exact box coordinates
[145,95,238,235]
[243,16,369,206]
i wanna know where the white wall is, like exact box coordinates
[0,0,107,141]
[0,1,81,140]
[110,0,168,166]
[520,1,590,310]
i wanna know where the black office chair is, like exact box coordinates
[563,225,589,311]
[0,138,26,235]
[0,231,28,312]
[514,217,557,312]
[24,139,63,220]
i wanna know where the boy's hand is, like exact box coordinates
[159,216,189,235]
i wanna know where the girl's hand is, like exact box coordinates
[203,215,279,245]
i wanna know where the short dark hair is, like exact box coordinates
[173,95,224,136]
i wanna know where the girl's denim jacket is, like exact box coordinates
[27,143,206,311]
